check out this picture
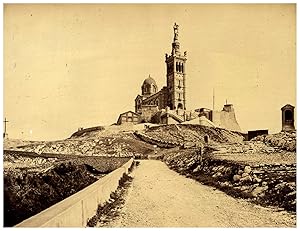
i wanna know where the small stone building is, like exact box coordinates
[281,104,295,132]
[117,111,140,125]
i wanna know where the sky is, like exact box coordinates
[4,4,296,141]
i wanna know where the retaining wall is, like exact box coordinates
[15,158,134,227]
[134,131,182,148]
[163,150,296,212]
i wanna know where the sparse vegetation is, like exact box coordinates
[4,162,98,227]
[3,151,131,227]
[87,162,137,227]
[3,124,297,227]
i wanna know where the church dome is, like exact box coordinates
[142,75,158,96]
[143,75,157,86]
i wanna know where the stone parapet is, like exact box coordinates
[15,158,134,227]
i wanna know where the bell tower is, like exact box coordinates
[165,23,187,110]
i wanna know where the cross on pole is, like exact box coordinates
[4,117,9,138]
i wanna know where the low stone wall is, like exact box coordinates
[70,126,105,138]
[15,158,134,227]
[201,160,296,211]
[163,150,296,212]
[134,131,182,148]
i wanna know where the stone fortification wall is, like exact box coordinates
[140,105,159,122]
[71,126,105,138]
[199,115,216,127]
[143,124,244,145]
[212,105,241,132]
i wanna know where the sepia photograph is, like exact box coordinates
[3,3,297,228]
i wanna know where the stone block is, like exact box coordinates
[251,186,268,197]
[241,172,249,178]
[261,181,268,187]
[192,165,201,173]
[233,174,241,182]
[240,175,252,183]
[253,177,262,183]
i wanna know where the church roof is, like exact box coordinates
[142,75,157,86]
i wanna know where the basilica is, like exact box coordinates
[135,23,187,113]
[116,23,241,132]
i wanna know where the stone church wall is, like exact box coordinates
[141,105,159,122]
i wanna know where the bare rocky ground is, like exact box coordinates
[3,150,131,227]
[3,124,297,227]
[4,161,99,227]
[102,160,295,227]
[13,124,154,157]
[3,125,153,227]
[163,148,296,212]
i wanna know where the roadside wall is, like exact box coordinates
[163,150,296,212]
[15,158,134,227]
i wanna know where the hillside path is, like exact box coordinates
[106,160,295,227]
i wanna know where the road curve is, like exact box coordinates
[106,160,295,227]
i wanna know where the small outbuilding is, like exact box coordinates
[281,104,295,132]
[117,111,140,125]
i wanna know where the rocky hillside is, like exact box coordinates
[4,162,98,227]
[8,124,246,157]
[163,147,296,213]
[156,127,296,213]
[142,124,244,145]
[4,123,296,226]
[15,133,154,158]
[251,131,296,152]
[4,150,130,174]
[3,124,156,227]
[4,151,131,227]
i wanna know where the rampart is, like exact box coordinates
[70,126,105,138]
[212,104,241,132]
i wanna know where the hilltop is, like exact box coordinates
[3,123,296,227]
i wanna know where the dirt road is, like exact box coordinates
[107,160,295,227]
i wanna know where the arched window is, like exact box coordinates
[181,63,184,73]
[285,110,293,121]
[177,103,183,109]
[152,84,157,93]
[178,63,181,72]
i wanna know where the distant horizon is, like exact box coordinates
[4,4,296,141]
